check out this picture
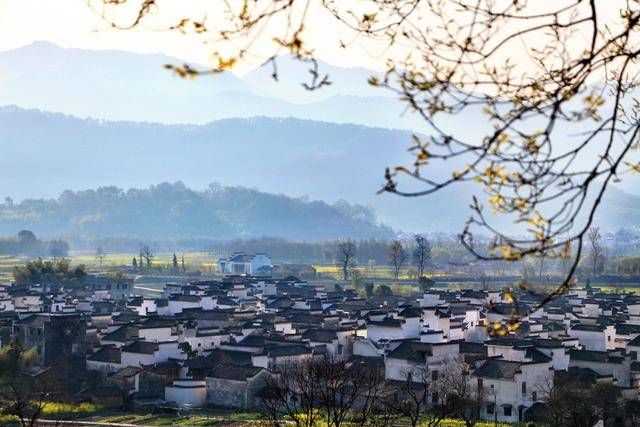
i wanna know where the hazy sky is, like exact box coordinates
[0,0,390,74]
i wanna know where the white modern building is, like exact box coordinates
[217,252,271,275]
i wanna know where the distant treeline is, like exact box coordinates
[0,230,69,258]
[0,182,393,241]
[72,235,476,266]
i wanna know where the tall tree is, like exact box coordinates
[172,253,179,271]
[336,240,356,281]
[587,226,604,277]
[47,239,69,261]
[132,256,138,270]
[140,246,154,269]
[413,234,431,278]
[95,246,107,268]
[441,357,486,427]
[388,240,407,280]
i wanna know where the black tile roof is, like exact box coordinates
[88,346,121,364]
[473,359,521,380]
[207,363,263,381]
[122,340,158,355]
[387,341,433,363]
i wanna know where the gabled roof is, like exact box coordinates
[368,317,404,327]
[207,363,263,381]
[473,359,521,380]
[387,341,433,363]
[627,334,640,347]
[110,366,143,380]
[139,317,177,329]
[88,346,121,364]
[186,349,254,370]
[261,344,311,357]
[102,325,139,343]
[122,340,158,355]
[571,324,606,332]
[302,328,338,343]
[569,349,624,364]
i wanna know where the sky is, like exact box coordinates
[0,0,390,74]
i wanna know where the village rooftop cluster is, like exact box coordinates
[2,252,640,425]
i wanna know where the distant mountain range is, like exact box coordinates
[2,43,640,237]
[0,41,425,131]
[0,106,474,232]
[0,182,393,241]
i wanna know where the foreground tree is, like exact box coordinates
[260,357,321,427]
[542,370,621,426]
[0,341,48,427]
[387,366,451,427]
[261,356,391,427]
[93,0,640,320]
[440,357,486,427]
[388,240,408,280]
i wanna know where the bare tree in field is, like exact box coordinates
[386,365,454,427]
[94,0,640,324]
[440,356,486,427]
[388,240,407,280]
[336,240,356,281]
[413,234,431,278]
[95,246,107,268]
[351,363,397,427]
[260,358,321,427]
[587,226,604,277]
[140,245,154,270]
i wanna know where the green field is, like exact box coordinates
[70,251,219,273]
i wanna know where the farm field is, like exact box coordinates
[2,252,640,298]
[69,251,219,273]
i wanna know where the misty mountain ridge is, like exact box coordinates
[0,41,426,131]
[1,106,467,232]
[0,182,393,241]
[3,105,639,235]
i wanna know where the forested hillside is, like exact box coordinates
[0,182,393,241]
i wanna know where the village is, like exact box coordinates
[1,249,640,426]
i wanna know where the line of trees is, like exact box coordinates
[336,235,433,281]
[13,258,87,288]
[0,230,69,259]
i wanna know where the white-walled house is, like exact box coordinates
[87,346,122,373]
[568,324,615,351]
[121,340,184,367]
[384,341,460,382]
[472,359,553,423]
[568,349,633,387]
[218,253,271,275]
[367,316,421,343]
[251,344,312,369]
[168,295,201,315]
